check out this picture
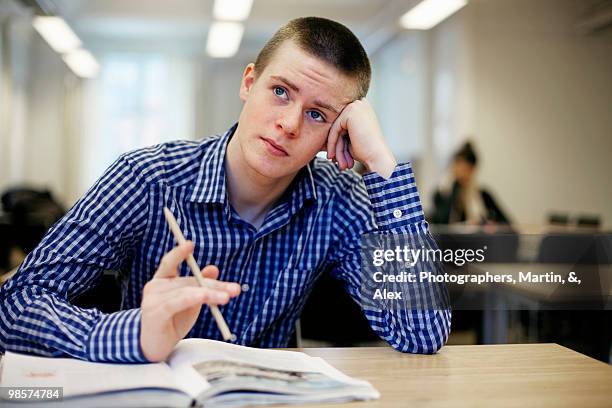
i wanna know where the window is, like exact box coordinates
[81,53,195,191]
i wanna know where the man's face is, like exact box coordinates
[233,40,357,179]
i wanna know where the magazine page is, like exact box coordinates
[203,390,379,408]
[166,339,379,403]
[169,338,353,379]
[0,352,181,398]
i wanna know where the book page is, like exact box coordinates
[169,339,319,373]
[166,339,379,403]
[1,352,180,398]
[168,339,367,384]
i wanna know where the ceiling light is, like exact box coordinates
[32,16,81,53]
[63,49,100,78]
[213,0,254,21]
[206,22,244,58]
[400,0,468,30]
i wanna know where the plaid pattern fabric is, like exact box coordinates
[0,124,450,362]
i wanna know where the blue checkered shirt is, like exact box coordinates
[0,124,451,362]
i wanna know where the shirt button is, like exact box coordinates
[241,284,250,292]
[393,209,403,219]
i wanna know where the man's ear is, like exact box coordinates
[239,63,256,102]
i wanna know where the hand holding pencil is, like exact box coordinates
[139,208,241,362]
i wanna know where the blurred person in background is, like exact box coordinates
[429,141,510,225]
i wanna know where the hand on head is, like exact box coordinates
[326,98,396,178]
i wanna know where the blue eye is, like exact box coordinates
[308,110,325,122]
[273,86,287,98]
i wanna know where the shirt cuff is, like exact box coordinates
[87,308,148,363]
[362,162,425,229]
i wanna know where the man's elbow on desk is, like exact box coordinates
[378,309,452,355]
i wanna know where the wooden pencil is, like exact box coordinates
[163,207,236,342]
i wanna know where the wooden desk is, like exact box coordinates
[290,344,612,407]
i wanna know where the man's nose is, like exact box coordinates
[276,105,302,138]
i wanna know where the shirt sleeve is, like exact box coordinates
[0,155,150,363]
[328,163,451,354]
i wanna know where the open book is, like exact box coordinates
[0,339,379,407]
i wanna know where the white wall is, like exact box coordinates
[199,57,254,138]
[425,0,612,227]
[370,31,428,164]
[78,50,199,193]
[0,9,82,208]
[0,14,31,190]
[23,23,81,205]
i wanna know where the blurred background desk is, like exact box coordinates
[290,344,612,407]
[448,263,611,352]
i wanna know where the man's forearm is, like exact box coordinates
[365,308,451,353]
[0,272,147,362]
[362,162,452,352]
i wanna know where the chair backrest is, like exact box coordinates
[1,188,65,228]
[548,213,570,226]
[575,215,601,228]
[537,234,612,265]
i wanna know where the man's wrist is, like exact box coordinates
[87,308,148,363]
[365,152,397,179]
[363,162,425,228]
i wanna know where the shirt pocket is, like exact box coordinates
[267,244,321,296]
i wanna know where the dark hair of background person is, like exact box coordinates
[454,141,478,166]
[254,16,371,99]
[0,188,65,273]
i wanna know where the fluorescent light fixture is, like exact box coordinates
[400,0,468,30]
[206,22,244,58]
[63,49,100,78]
[213,0,254,21]
[32,16,82,53]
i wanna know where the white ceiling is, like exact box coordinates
[49,0,420,55]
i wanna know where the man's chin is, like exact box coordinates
[246,155,295,180]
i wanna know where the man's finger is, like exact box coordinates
[151,275,242,295]
[343,137,354,169]
[326,123,340,160]
[201,265,219,280]
[158,285,230,304]
[341,135,349,168]
[156,289,209,319]
[153,241,194,279]
[327,111,347,159]
[157,287,230,317]
[199,265,241,295]
[335,133,346,170]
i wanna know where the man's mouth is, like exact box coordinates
[261,137,289,156]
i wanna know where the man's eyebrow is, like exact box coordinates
[270,75,341,115]
[313,99,340,115]
[271,75,300,92]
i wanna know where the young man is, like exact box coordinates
[0,17,450,363]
